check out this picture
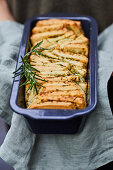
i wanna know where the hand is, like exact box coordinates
[0,0,14,21]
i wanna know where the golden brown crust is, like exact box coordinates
[25,18,89,110]
[58,43,88,56]
[52,50,88,64]
[32,24,65,34]
[30,28,68,45]
[28,101,76,109]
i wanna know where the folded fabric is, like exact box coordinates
[0,21,113,170]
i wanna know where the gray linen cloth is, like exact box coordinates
[0,21,113,170]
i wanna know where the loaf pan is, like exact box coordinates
[10,14,98,134]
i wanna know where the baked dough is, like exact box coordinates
[25,19,89,109]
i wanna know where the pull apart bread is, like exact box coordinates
[25,19,89,109]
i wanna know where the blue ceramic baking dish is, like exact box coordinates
[10,14,98,134]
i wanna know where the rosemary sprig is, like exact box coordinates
[13,41,47,94]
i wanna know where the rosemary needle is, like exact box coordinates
[13,41,47,94]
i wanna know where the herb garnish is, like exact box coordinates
[13,41,47,94]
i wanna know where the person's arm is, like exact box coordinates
[0,0,14,21]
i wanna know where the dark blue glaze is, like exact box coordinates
[10,14,98,134]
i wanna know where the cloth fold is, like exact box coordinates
[0,21,23,125]
[0,21,113,170]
